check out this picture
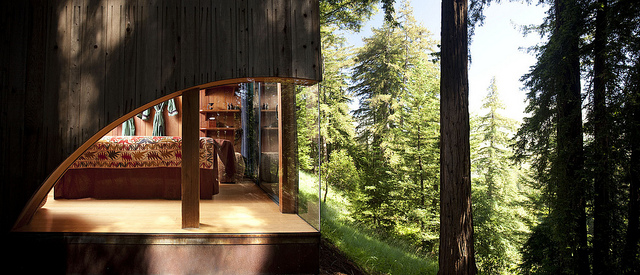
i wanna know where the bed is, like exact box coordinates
[54,136,236,200]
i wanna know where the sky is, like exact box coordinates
[342,1,549,122]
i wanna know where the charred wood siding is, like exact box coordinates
[0,0,321,232]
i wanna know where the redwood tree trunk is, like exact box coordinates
[553,0,588,273]
[593,0,613,273]
[622,60,640,275]
[624,114,640,275]
[438,0,476,273]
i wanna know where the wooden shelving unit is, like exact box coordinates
[199,110,241,130]
[199,86,242,151]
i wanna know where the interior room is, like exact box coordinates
[15,82,320,234]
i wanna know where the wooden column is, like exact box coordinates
[279,83,298,213]
[182,89,200,228]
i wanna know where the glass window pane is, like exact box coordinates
[296,84,320,230]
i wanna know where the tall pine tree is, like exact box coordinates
[439,0,477,272]
[472,77,534,274]
[515,0,588,273]
[517,0,640,273]
[348,0,441,238]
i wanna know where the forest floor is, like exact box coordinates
[319,237,369,275]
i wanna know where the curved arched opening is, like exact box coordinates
[12,77,321,233]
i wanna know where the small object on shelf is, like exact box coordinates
[207,103,214,110]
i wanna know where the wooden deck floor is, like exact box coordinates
[15,179,317,234]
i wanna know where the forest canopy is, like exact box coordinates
[312,0,640,274]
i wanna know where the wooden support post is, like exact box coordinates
[182,89,200,228]
[279,83,298,213]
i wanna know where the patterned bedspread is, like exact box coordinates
[69,136,215,169]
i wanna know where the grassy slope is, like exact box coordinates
[300,171,438,275]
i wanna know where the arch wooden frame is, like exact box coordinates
[1,0,321,232]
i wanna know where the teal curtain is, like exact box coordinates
[167,98,178,117]
[152,102,166,136]
[137,108,151,121]
[121,118,135,136]
[152,98,178,136]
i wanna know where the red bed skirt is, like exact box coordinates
[54,167,217,200]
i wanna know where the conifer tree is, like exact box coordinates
[619,3,640,272]
[349,0,441,236]
[516,0,640,273]
[471,77,533,274]
[439,0,477,272]
[388,58,440,250]
[349,19,403,229]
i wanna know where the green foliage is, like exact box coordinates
[297,86,318,172]
[321,149,360,197]
[471,78,536,274]
[514,0,590,272]
[386,59,441,252]
[350,22,404,144]
[318,171,438,275]
[297,19,357,174]
[519,217,558,275]
[313,1,640,273]
[320,0,396,32]
[345,0,442,253]
[318,20,358,171]
[350,150,397,230]
[515,0,640,273]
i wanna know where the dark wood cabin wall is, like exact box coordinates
[0,0,320,232]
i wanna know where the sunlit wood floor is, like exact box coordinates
[15,179,317,234]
